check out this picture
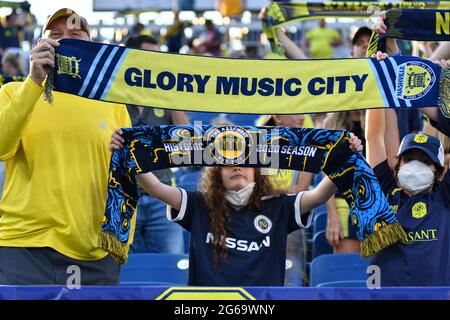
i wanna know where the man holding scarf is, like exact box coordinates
[0,8,133,285]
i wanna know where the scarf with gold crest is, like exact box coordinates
[49,38,450,117]
[100,125,406,264]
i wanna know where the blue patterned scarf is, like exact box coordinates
[100,125,406,263]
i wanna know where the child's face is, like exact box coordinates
[221,167,255,191]
[399,149,435,170]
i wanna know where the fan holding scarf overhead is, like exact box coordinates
[103,125,404,271]
[261,1,450,57]
[44,36,450,263]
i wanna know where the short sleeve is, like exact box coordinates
[166,189,198,231]
[115,103,132,128]
[283,192,313,233]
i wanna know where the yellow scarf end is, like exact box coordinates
[98,232,129,264]
[360,221,406,258]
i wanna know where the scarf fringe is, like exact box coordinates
[438,67,450,118]
[44,68,54,104]
[98,231,129,264]
[266,2,286,56]
[385,9,403,38]
[360,221,406,258]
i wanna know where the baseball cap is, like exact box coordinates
[397,133,445,167]
[352,26,372,45]
[42,8,90,37]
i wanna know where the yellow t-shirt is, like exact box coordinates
[0,77,134,261]
[306,27,340,59]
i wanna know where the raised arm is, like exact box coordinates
[300,176,337,213]
[259,6,307,59]
[371,10,400,55]
[274,28,307,59]
[365,109,387,168]
[384,109,400,169]
[429,42,450,61]
[300,133,363,213]
[110,128,183,210]
[136,172,182,211]
[0,38,59,160]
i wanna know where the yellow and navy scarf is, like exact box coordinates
[51,38,450,117]
[101,125,406,264]
[367,9,450,57]
[262,1,450,56]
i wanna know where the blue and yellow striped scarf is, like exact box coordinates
[50,39,450,117]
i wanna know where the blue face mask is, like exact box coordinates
[397,160,435,195]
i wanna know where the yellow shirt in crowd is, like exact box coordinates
[0,77,134,261]
[306,27,340,59]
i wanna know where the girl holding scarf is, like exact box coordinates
[110,131,363,286]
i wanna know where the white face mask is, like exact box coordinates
[225,182,256,208]
[397,160,435,195]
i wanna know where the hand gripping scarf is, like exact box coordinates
[49,38,450,117]
[366,9,450,57]
[262,1,450,56]
[100,125,406,264]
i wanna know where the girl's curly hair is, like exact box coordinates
[199,167,277,266]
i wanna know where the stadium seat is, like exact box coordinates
[310,253,369,287]
[312,230,333,258]
[177,167,203,191]
[183,230,190,254]
[313,211,327,235]
[310,173,323,187]
[285,256,304,287]
[314,204,327,217]
[120,253,189,286]
[306,205,327,243]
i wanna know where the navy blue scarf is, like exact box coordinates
[367,9,450,56]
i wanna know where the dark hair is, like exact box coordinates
[394,152,445,191]
[352,27,372,45]
[125,35,158,49]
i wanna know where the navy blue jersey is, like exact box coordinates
[168,189,312,286]
[369,160,450,286]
